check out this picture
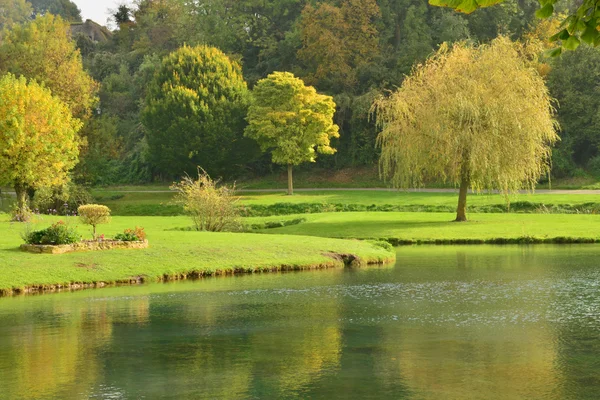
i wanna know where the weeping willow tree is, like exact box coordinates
[374,37,559,222]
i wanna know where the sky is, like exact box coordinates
[73,0,131,26]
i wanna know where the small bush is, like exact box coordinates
[78,204,111,239]
[23,221,79,245]
[249,218,307,230]
[114,227,146,242]
[32,183,92,215]
[171,169,241,232]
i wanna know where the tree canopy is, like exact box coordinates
[0,14,98,118]
[428,0,598,54]
[245,71,339,194]
[28,0,81,22]
[0,74,82,211]
[142,45,251,179]
[374,37,559,221]
[0,0,588,185]
[0,0,32,30]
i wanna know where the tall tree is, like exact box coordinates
[298,0,380,92]
[0,74,82,212]
[374,37,558,221]
[0,0,32,30]
[28,0,81,22]
[245,72,339,195]
[0,14,98,118]
[142,45,251,178]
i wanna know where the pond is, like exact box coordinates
[1,245,600,399]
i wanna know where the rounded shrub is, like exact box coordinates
[78,204,111,239]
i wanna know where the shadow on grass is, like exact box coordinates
[2,247,23,253]
[266,219,456,236]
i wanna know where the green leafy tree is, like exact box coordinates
[142,45,251,178]
[0,0,32,30]
[547,46,600,174]
[374,38,559,221]
[0,14,98,118]
[0,74,82,213]
[245,72,340,195]
[28,0,81,22]
[298,0,380,92]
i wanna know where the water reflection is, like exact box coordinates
[1,245,600,399]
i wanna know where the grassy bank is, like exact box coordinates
[248,212,600,244]
[0,214,394,296]
[91,189,600,216]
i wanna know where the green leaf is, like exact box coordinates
[581,25,599,44]
[535,3,554,19]
[567,17,580,34]
[543,47,562,57]
[549,29,568,42]
[559,29,571,40]
[564,36,581,50]
[576,20,588,32]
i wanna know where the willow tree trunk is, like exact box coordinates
[14,183,27,213]
[455,177,469,222]
[287,164,294,196]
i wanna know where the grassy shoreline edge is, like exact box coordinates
[0,251,395,297]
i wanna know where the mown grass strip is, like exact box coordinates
[249,211,600,244]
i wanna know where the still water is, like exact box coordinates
[1,245,600,399]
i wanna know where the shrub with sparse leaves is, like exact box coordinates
[171,169,241,232]
[78,204,111,239]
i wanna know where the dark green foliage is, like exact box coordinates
[23,221,80,245]
[31,183,92,215]
[248,218,306,230]
[142,45,253,179]
[547,46,600,172]
[68,0,600,182]
[28,0,81,22]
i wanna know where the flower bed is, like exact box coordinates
[21,240,148,254]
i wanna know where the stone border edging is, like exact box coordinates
[20,240,149,254]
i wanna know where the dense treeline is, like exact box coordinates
[2,0,600,184]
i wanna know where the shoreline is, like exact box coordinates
[0,252,395,298]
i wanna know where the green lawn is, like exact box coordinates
[239,190,600,206]
[249,212,600,243]
[0,214,394,294]
[91,189,600,216]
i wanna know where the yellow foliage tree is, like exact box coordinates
[0,14,98,118]
[0,74,82,212]
[245,72,339,195]
[374,37,559,222]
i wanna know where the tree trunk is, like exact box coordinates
[287,164,294,196]
[455,177,469,222]
[14,183,28,213]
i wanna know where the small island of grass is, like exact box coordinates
[0,213,395,296]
